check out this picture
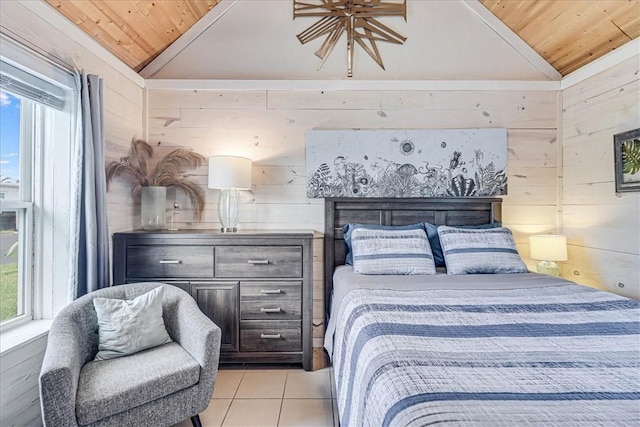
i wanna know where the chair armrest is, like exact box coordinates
[169,298,222,383]
[39,321,85,427]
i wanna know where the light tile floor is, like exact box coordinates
[173,366,338,427]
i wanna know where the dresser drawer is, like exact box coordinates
[215,246,302,278]
[125,280,190,294]
[240,321,301,352]
[240,282,301,320]
[126,246,214,278]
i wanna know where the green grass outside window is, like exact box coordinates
[0,263,18,321]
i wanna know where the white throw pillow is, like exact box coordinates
[93,286,172,361]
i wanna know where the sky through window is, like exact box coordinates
[0,90,21,183]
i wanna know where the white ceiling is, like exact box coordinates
[147,0,557,81]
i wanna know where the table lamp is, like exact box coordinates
[529,234,568,276]
[208,156,252,232]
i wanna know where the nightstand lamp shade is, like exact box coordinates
[208,156,252,232]
[529,235,568,276]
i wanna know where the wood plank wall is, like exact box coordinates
[146,87,560,345]
[562,56,640,299]
[0,2,143,425]
[0,2,143,237]
[0,334,48,426]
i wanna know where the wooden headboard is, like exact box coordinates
[323,197,502,320]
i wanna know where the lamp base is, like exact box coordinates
[536,260,561,276]
[218,188,242,232]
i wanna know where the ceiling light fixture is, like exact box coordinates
[293,0,407,77]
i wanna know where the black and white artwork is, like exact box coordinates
[306,129,508,198]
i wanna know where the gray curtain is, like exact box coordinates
[75,71,109,297]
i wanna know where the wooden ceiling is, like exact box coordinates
[44,0,639,77]
[480,0,640,75]
[45,0,220,71]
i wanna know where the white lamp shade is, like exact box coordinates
[208,156,252,189]
[529,235,568,261]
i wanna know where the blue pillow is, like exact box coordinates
[343,222,425,265]
[424,222,502,267]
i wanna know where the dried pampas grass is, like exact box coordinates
[106,138,206,221]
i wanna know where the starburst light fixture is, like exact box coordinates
[293,0,407,77]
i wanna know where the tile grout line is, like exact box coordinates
[276,398,284,427]
[226,369,246,425]
[220,368,246,427]
[232,368,246,400]
[218,400,231,427]
[276,370,289,426]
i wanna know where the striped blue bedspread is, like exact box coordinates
[331,282,640,426]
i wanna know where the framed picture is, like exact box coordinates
[614,128,640,193]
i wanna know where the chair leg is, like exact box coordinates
[191,415,202,427]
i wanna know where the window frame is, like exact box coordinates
[0,97,35,329]
[0,204,33,329]
[0,37,77,332]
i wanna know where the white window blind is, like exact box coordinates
[0,60,65,110]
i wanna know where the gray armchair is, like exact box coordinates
[39,282,221,427]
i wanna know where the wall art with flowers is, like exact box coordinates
[305,129,508,198]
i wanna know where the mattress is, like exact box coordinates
[325,266,640,426]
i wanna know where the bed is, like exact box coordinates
[323,197,640,426]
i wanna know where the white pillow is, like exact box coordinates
[93,286,172,361]
[351,228,436,275]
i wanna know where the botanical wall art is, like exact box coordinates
[306,129,508,198]
[614,128,640,193]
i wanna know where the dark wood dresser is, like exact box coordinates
[112,230,314,370]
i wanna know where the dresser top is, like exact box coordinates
[113,229,316,239]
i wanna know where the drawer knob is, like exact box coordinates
[158,259,182,264]
[260,333,282,339]
[260,307,282,313]
[260,289,282,295]
[248,259,269,265]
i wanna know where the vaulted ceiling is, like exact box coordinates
[480,0,639,75]
[44,0,221,71]
[44,0,639,78]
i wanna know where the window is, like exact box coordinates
[0,91,34,325]
[0,38,76,330]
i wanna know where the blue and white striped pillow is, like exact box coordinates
[351,228,436,275]
[437,226,528,274]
